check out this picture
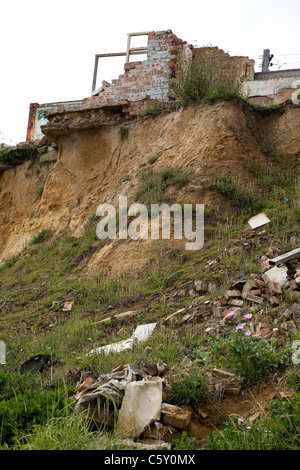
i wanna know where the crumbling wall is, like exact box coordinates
[26,30,256,141]
[83,30,188,117]
[83,31,255,118]
[244,69,300,106]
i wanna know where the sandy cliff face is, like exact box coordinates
[0,99,299,274]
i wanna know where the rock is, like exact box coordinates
[97,436,172,450]
[143,422,181,442]
[116,380,163,439]
[268,281,282,295]
[281,320,297,331]
[242,279,258,293]
[262,266,289,288]
[228,299,244,307]
[225,289,242,299]
[213,306,225,318]
[40,150,58,163]
[212,368,236,379]
[189,289,198,298]
[161,403,192,429]
[194,280,208,292]
[242,292,264,304]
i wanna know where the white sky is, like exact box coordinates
[1,0,300,144]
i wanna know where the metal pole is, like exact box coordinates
[92,55,99,92]
[262,49,270,72]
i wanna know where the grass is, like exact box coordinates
[204,394,300,450]
[205,174,263,214]
[1,124,300,449]
[134,166,191,205]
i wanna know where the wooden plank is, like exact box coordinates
[269,247,300,266]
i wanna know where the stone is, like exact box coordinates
[242,292,264,304]
[281,320,297,331]
[212,368,236,379]
[161,403,192,429]
[213,306,225,319]
[262,266,289,288]
[242,279,258,293]
[194,280,208,292]
[116,380,163,439]
[268,281,282,295]
[225,289,242,299]
[143,422,181,442]
[228,299,244,307]
[40,150,58,163]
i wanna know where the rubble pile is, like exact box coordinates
[184,244,300,341]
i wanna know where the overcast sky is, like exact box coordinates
[1,0,300,144]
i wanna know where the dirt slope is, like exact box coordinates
[0,99,299,275]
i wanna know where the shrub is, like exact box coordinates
[0,372,70,447]
[172,48,243,105]
[226,331,280,384]
[170,369,208,406]
[0,146,37,166]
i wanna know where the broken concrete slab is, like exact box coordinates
[116,380,163,439]
[161,403,192,429]
[247,213,270,230]
[228,299,244,307]
[262,265,289,288]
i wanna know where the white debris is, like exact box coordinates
[87,323,157,356]
[248,213,270,229]
[262,265,289,288]
[116,380,163,439]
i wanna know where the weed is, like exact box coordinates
[170,369,208,406]
[119,126,128,141]
[148,151,162,165]
[28,228,54,246]
[204,394,300,450]
[227,331,280,384]
[0,146,38,166]
[173,431,197,450]
[205,174,262,213]
[35,184,44,201]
